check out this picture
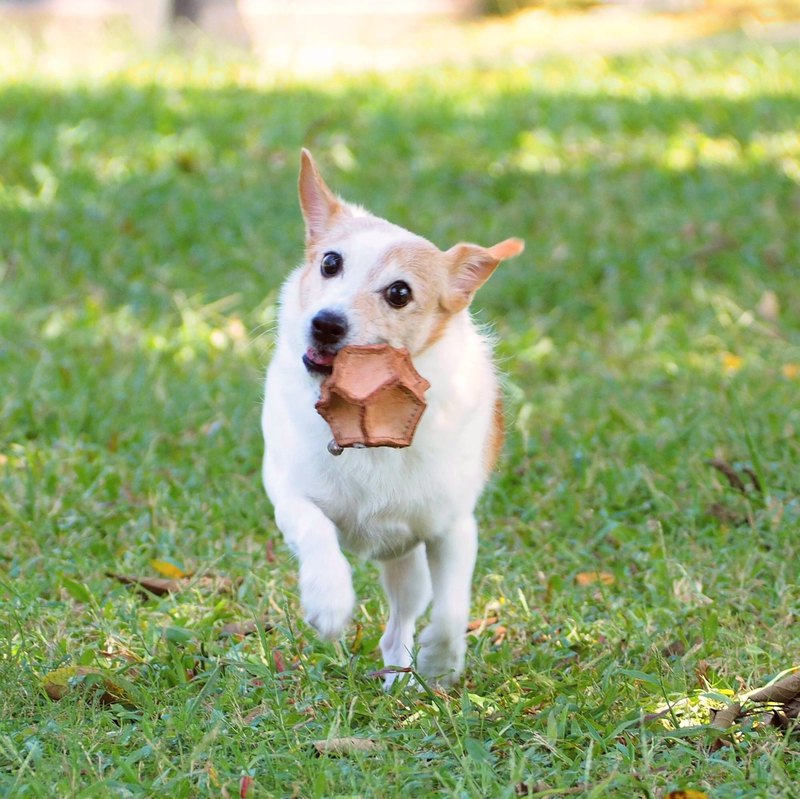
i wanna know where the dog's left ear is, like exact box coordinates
[298,148,343,244]
[443,237,525,312]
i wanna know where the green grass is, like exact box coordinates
[2,33,800,798]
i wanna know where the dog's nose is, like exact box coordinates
[311,310,349,346]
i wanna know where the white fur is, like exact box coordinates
[262,155,519,687]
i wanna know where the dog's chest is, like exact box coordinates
[310,445,449,560]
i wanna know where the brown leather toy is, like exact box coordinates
[315,345,430,452]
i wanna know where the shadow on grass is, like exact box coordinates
[1,50,799,329]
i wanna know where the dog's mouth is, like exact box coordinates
[303,347,337,376]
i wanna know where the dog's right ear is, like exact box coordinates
[299,149,342,244]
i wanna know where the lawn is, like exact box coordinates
[1,20,800,799]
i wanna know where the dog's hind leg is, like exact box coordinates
[417,515,478,687]
[379,543,431,689]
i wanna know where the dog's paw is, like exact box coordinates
[299,554,355,640]
[417,624,466,687]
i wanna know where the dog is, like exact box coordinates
[262,149,523,687]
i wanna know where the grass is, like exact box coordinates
[1,24,800,799]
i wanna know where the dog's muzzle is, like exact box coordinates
[304,310,349,375]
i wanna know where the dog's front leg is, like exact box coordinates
[379,543,432,689]
[272,495,355,640]
[418,516,478,686]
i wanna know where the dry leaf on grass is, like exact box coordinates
[491,625,508,645]
[705,459,761,494]
[42,666,137,707]
[349,622,364,654]
[466,615,500,631]
[272,649,287,673]
[149,558,188,579]
[239,775,253,798]
[708,668,800,736]
[108,571,238,598]
[575,571,615,587]
[746,671,800,706]
[367,665,414,679]
[710,701,742,730]
[106,573,181,596]
[665,791,709,799]
[265,538,276,564]
[312,737,381,756]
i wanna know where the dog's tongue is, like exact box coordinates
[306,348,335,367]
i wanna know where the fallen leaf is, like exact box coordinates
[149,558,188,579]
[492,625,508,645]
[349,622,363,654]
[710,701,741,730]
[42,666,137,707]
[239,775,253,798]
[108,571,238,598]
[205,763,220,788]
[741,466,762,494]
[747,671,800,706]
[312,737,381,756]
[218,617,273,639]
[665,791,709,799]
[786,699,800,719]
[769,710,799,730]
[575,571,615,587]
[107,572,180,597]
[705,459,747,494]
[265,538,276,564]
[273,649,287,673]
[367,666,414,679]
[466,615,500,632]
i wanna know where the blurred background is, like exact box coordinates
[2,0,799,75]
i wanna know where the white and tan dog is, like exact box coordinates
[262,150,523,687]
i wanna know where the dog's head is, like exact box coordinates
[295,149,524,376]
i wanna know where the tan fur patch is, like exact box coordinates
[369,240,454,353]
[419,311,451,352]
[332,236,452,355]
[371,240,444,286]
[485,394,505,474]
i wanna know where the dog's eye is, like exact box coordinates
[321,251,343,278]
[384,281,412,308]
